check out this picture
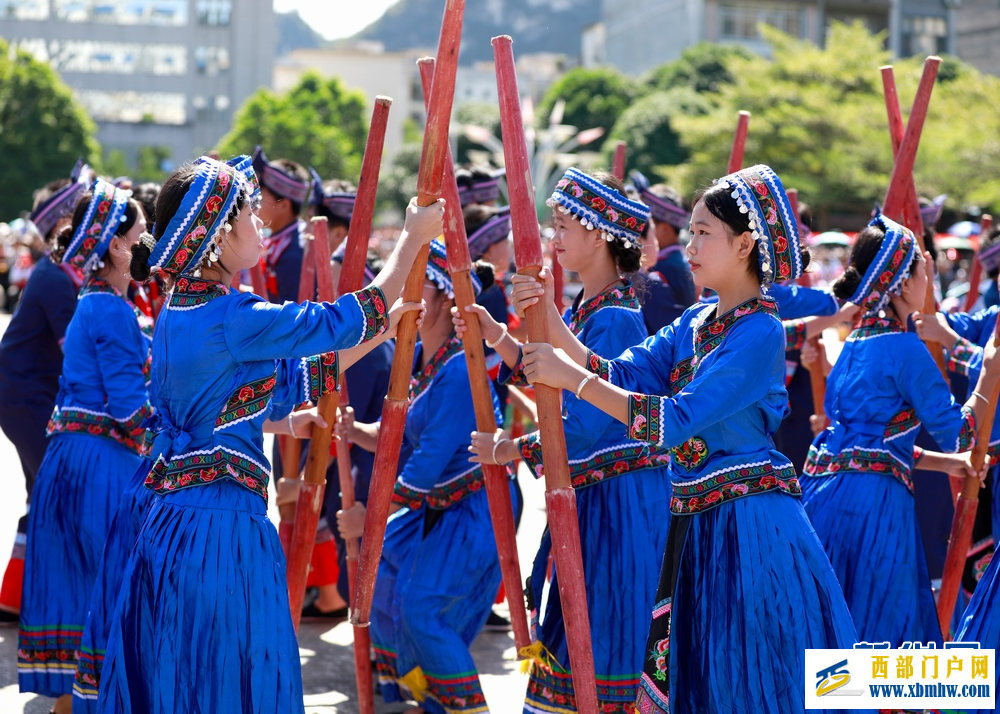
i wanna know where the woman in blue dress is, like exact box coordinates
[509,165,862,713]
[95,155,441,714]
[18,180,151,714]
[952,549,1000,714]
[337,240,518,714]
[455,168,672,713]
[801,214,1000,649]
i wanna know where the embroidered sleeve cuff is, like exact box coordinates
[351,286,390,347]
[515,432,544,479]
[627,393,667,449]
[585,349,612,382]
[392,480,425,509]
[956,405,977,452]
[301,351,339,403]
[784,320,807,352]
[947,336,981,377]
[498,350,531,388]
[913,445,924,464]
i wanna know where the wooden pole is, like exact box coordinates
[550,248,565,312]
[612,140,626,180]
[493,34,599,714]
[727,110,750,174]
[250,261,268,298]
[937,265,998,637]
[418,58,531,653]
[964,216,992,312]
[352,0,466,628]
[881,61,948,379]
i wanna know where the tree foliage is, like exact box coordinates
[665,22,1000,222]
[536,67,642,137]
[645,43,755,94]
[216,71,368,181]
[0,39,99,222]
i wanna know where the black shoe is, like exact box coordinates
[0,609,19,625]
[483,610,511,632]
[300,603,349,623]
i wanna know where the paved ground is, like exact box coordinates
[0,314,546,713]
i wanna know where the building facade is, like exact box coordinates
[0,0,274,170]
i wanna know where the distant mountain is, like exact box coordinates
[277,11,327,58]
[353,0,601,63]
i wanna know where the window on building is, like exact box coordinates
[719,2,803,41]
[77,90,186,125]
[15,38,187,75]
[193,46,230,75]
[196,0,231,26]
[52,0,187,26]
[1,0,49,20]
[904,15,947,56]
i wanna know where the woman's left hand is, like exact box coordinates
[289,407,328,439]
[943,452,991,484]
[386,299,426,339]
[521,343,583,391]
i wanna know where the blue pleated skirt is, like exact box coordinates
[73,460,155,711]
[524,466,671,714]
[373,485,517,714]
[636,491,865,714]
[952,553,1000,714]
[96,479,303,714]
[19,433,141,697]
[802,471,941,647]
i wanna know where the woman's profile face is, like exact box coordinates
[223,206,265,272]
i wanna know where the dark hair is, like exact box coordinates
[271,158,310,215]
[455,165,494,190]
[51,191,142,266]
[831,223,919,301]
[697,182,810,284]
[314,178,356,230]
[473,260,496,292]
[798,201,813,232]
[463,203,494,236]
[648,183,686,210]
[983,225,1000,280]
[131,182,161,224]
[32,178,71,211]
[590,171,643,275]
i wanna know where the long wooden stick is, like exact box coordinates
[727,110,750,174]
[964,216,991,312]
[352,0,466,628]
[881,61,947,379]
[612,140,626,180]
[418,58,531,654]
[937,261,998,636]
[493,34,599,714]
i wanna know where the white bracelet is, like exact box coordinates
[485,323,508,350]
[288,412,296,438]
[575,372,598,399]
[491,437,509,464]
[973,390,991,407]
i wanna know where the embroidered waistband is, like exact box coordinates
[803,444,913,494]
[518,435,670,489]
[670,460,800,515]
[46,406,150,456]
[144,446,270,502]
[393,464,512,510]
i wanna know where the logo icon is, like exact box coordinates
[816,659,851,696]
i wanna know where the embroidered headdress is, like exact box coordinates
[63,179,131,272]
[629,170,690,231]
[546,167,649,250]
[309,169,355,223]
[149,155,260,277]
[920,194,947,230]
[426,239,481,299]
[847,213,917,315]
[30,159,92,239]
[468,205,511,261]
[252,146,311,206]
[457,168,504,207]
[714,164,802,286]
[979,227,1000,274]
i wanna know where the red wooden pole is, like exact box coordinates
[249,261,268,298]
[612,140,626,180]
[352,0,466,628]
[964,216,992,312]
[937,270,998,636]
[727,110,750,174]
[493,34,599,714]
[550,247,565,312]
[418,58,531,653]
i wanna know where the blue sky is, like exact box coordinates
[273,0,398,40]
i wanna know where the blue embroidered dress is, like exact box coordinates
[372,335,518,714]
[583,296,859,714]
[18,278,152,698]
[96,277,388,714]
[802,315,977,647]
[503,283,672,714]
[953,549,1000,714]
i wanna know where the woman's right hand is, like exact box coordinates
[386,299,426,339]
[335,406,357,442]
[913,311,959,346]
[450,303,503,343]
[511,267,555,318]
[402,197,445,245]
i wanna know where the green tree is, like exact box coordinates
[536,67,643,138]
[377,142,422,220]
[0,39,99,221]
[216,71,368,181]
[602,88,712,180]
[645,43,755,94]
[454,100,502,166]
